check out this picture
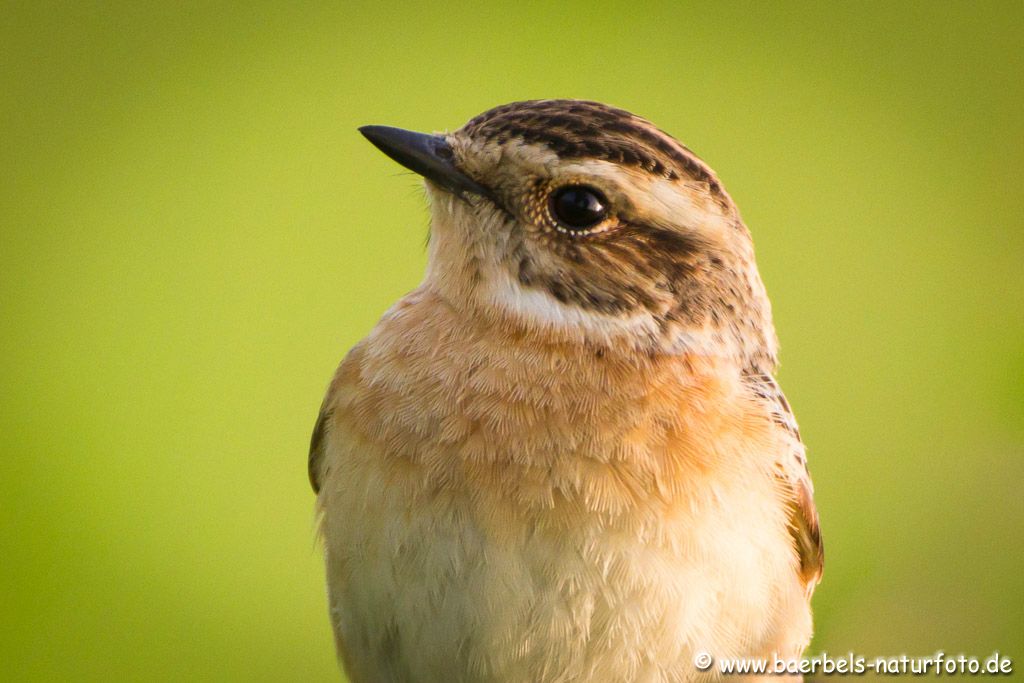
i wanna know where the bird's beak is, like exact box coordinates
[359,125,491,200]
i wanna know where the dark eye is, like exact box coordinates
[549,185,609,232]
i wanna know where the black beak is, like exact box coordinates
[359,125,491,200]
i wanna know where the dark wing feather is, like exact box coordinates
[745,370,824,589]
[309,343,367,494]
[787,469,824,587]
[308,404,331,494]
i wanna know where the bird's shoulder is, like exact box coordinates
[308,340,368,495]
[742,368,823,591]
[308,288,453,494]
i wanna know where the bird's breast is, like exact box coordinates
[318,289,808,682]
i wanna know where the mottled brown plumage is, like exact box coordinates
[312,100,822,682]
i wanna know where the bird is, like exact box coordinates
[309,99,822,683]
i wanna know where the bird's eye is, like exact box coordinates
[549,185,609,232]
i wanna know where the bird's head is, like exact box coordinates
[361,99,777,368]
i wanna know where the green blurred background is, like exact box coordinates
[2,2,1022,680]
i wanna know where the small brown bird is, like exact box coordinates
[310,100,822,682]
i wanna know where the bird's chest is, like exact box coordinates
[319,327,798,681]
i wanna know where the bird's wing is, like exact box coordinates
[745,370,824,591]
[308,401,331,494]
[309,343,367,494]
[309,341,372,494]
[784,451,824,590]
